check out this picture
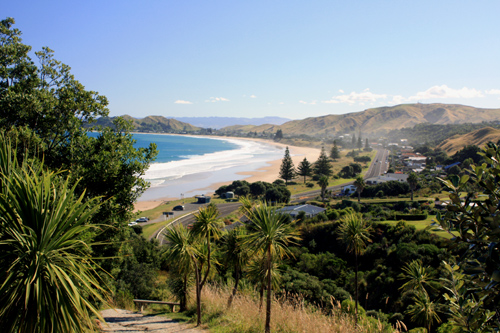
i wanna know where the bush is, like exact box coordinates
[341,299,365,316]
[306,182,314,188]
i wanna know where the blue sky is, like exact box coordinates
[5,1,500,119]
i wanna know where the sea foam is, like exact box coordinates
[139,137,283,200]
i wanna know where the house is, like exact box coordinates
[196,195,211,203]
[279,204,326,219]
[342,184,358,194]
[365,173,409,185]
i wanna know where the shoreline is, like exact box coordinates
[133,136,320,212]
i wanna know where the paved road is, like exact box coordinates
[152,202,242,245]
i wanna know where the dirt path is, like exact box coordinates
[99,309,208,333]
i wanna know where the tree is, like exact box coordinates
[330,143,340,161]
[352,134,356,148]
[164,225,199,316]
[0,135,110,332]
[313,146,333,177]
[318,175,329,202]
[365,138,369,149]
[357,136,362,150]
[250,181,267,198]
[297,157,312,184]
[436,142,500,329]
[240,200,301,333]
[279,146,296,185]
[191,204,223,294]
[353,176,365,203]
[274,129,283,141]
[337,212,372,326]
[407,172,419,201]
[220,227,249,308]
[0,18,157,230]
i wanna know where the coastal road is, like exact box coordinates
[291,148,389,202]
[153,202,242,245]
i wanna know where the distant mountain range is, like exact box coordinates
[218,104,500,136]
[170,116,291,129]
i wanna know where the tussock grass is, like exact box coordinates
[192,284,401,333]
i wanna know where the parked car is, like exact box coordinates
[128,221,138,226]
[135,217,149,223]
[173,205,185,211]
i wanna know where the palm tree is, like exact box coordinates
[240,200,301,333]
[353,176,365,203]
[220,227,249,308]
[0,139,109,332]
[337,212,372,326]
[406,292,442,333]
[408,172,419,201]
[164,225,198,312]
[399,260,435,297]
[400,260,440,332]
[191,204,223,291]
[318,175,329,202]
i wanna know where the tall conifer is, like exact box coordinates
[279,147,296,185]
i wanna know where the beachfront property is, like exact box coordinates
[279,204,326,219]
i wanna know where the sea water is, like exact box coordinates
[132,134,284,201]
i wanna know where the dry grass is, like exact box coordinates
[192,284,402,333]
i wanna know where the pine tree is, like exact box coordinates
[297,157,312,184]
[357,136,362,150]
[330,143,340,161]
[314,146,333,177]
[351,134,356,148]
[279,147,296,185]
[365,138,369,149]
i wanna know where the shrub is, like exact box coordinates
[306,182,315,188]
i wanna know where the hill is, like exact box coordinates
[437,127,500,154]
[89,115,201,133]
[218,103,500,137]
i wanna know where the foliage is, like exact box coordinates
[240,200,301,333]
[0,135,109,332]
[330,143,340,161]
[354,176,365,203]
[297,157,313,184]
[317,175,329,202]
[436,142,500,329]
[337,212,372,325]
[313,146,333,177]
[279,146,296,185]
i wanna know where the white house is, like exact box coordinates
[279,204,326,218]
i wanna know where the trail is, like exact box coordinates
[99,309,208,333]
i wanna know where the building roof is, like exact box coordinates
[279,204,326,216]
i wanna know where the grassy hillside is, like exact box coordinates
[218,103,500,137]
[437,126,500,154]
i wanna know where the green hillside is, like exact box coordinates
[90,115,201,133]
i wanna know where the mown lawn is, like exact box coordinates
[377,215,457,239]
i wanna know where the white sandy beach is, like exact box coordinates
[133,137,320,212]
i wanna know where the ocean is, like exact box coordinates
[132,134,284,201]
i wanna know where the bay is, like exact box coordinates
[132,134,284,201]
